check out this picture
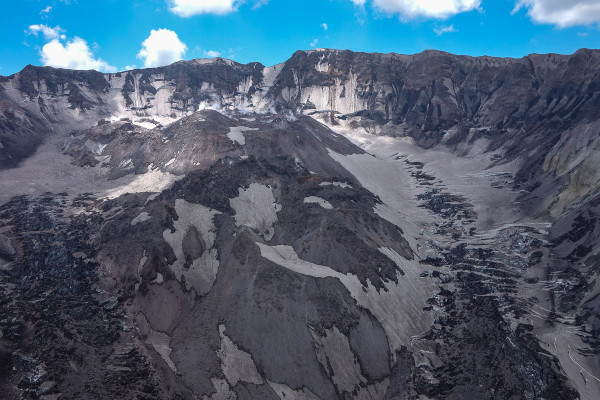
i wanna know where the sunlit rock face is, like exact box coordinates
[0,49,599,399]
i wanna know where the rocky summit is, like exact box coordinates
[0,48,599,400]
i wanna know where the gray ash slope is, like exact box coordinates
[0,48,599,399]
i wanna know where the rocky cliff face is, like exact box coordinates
[3,49,600,209]
[0,49,599,400]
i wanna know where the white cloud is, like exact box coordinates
[168,0,238,16]
[310,38,319,47]
[204,50,221,58]
[434,24,458,35]
[252,0,269,8]
[27,24,115,72]
[41,38,117,72]
[514,0,600,28]
[124,65,138,70]
[137,29,187,68]
[351,0,480,19]
[226,47,240,59]
[321,23,328,31]
[40,6,52,16]
[27,24,66,41]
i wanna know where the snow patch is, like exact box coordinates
[230,183,281,241]
[131,212,150,226]
[204,378,236,400]
[102,168,183,199]
[217,325,263,386]
[162,199,220,295]
[267,381,320,400]
[138,314,177,372]
[319,181,352,189]
[227,126,258,146]
[310,326,366,392]
[303,196,333,209]
[151,272,164,285]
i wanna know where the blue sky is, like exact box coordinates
[2,0,600,75]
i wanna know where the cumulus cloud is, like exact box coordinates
[351,0,480,19]
[434,24,458,35]
[27,24,66,41]
[204,50,221,57]
[514,0,600,28]
[26,24,116,72]
[321,23,328,31]
[41,38,117,72]
[169,0,238,16]
[137,29,187,68]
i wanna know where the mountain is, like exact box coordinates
[0,48,599,400]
